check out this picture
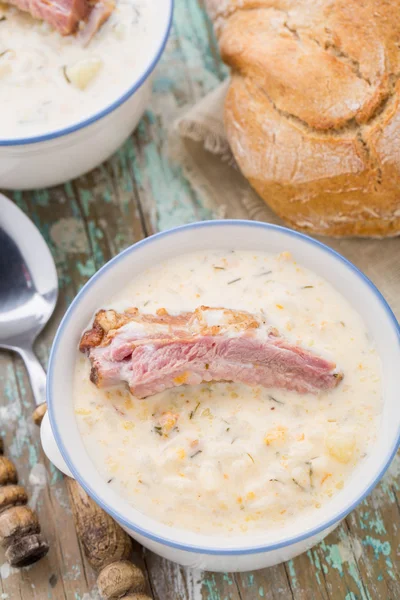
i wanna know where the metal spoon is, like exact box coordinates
[0,193,58,421]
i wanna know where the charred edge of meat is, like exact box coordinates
[89,364,100,386]
[79,320,105,353]
[79,308,195,355]
[79,309,130,353]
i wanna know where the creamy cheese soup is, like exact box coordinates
[74,250,382,535]
[0,0,164,138]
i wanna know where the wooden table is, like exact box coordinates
[1,1,400,598]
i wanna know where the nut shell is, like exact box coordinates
[97,560,146,599]
[0,456,18,486]
[67,478,132,570]
[5,533,49,567]
[122,596,152,600]
[0,485,28,514]
[32,402,47,426]
[0,506,40,548]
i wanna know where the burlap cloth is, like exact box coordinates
[171,78,400,318]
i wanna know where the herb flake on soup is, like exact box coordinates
[74,250,382,535]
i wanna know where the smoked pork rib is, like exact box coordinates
[7,0,113,37]
[79,306,343,398]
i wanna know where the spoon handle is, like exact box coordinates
[16,345,47,425]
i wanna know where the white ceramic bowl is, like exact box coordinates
[0,1,173,190]
[42,220,400,572]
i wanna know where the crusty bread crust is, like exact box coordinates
[207,0,400,237]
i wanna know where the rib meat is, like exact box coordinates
[6,0,113,37]
[79,306,343,398]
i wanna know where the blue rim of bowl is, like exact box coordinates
[47,220,400,555]
[0,0,174,147]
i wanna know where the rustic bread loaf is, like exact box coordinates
[206,0,400,237]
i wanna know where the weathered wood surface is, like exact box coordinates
[1,0,399,598]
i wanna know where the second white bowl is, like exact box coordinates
[0,2,173,190]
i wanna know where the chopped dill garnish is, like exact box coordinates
[246,453,255,464]
[62,65,71,83]
[189,401,200,420]
[255,270,272,277]
[143,300,150,307]
[302,285,314,289]
[213,266,225,270]
[226,427,230,432]
[292,478,306,490]
[153,426,163,436]
[306,461,314,488]
[228,277,242,285]
[268,395,284,405]
[107,478,114,484]
[190,450,203,459]
[269,478,281,482]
